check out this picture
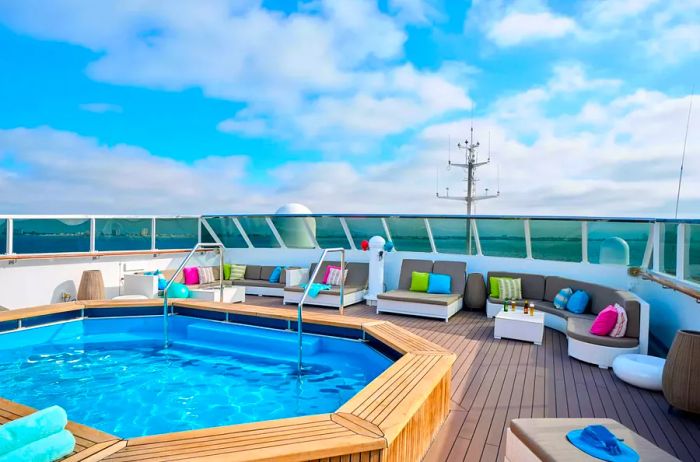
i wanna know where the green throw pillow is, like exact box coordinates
[489,276,512,298]
[409,271,430,292]
[230,264,247,280]
[498,278,522,300]
[223,263,232,281]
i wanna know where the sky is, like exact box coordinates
[0,0,698,217]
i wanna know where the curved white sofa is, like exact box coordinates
[485,272,649,369]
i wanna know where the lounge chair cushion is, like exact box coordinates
[567,317,638,348]
[433,260,467,294]
[230,279,284,288]
[398,259,434,290]
[285,285,365,296]
[487,272,545,300]
[378,290,462,306]
[509,418,678,462]
[244,265,262,281]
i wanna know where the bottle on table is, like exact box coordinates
[504,299,509,311]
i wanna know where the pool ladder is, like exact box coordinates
[297,248,345,374]
[162,242,225,348]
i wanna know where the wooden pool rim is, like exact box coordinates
[0,300,456,462]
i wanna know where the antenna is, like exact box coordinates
[675,87,694,219]
[436,114,499,214]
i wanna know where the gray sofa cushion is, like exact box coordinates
[377,290,462,306]
[532,300,594,320]
[285,285,365,296]
[231,280,284,288]
[487,271,546,300]
[259,266,276,281]
[433,260,467,295]
[398,259,434,290]
[545,276,640,338]
[567,317,639,348]
[244,265,262,281]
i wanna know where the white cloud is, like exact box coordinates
[79,103,122,114]
[3,75,697,218]
[0,0,471,148]
[388,0,442,25]
[0,127,252,214]
[486,11,577,47]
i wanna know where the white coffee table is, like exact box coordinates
[189,286,245,304]
[494,309,545,345]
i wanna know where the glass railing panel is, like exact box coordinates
[587,221,650,266]
[271,217,315,248]
[155,218,198,249]
[530,220,582,262]
[13,218,90,254]
[345,217,387,248]
[314,217,351,249]
[0,219,6,254]
[203,217,247,248]
[476,219,527,258]
[95,218,151,251]
[661,223,678,275]
[428,218,469,254]
[386,217,432,252]
[689,224,700,283]
[238,216,280,248]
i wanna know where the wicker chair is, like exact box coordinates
[662,330,700,414]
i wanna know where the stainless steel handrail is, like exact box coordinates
[162,242,224,347]
[297,248,345,373]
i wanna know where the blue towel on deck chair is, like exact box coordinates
[301,283,332,298]
[0,406,68,455]
[0,429,75,462]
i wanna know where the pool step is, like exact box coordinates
[184,322,321,357]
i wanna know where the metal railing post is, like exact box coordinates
[297,247,345,373]
[162,242,225,348]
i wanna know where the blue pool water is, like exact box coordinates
[0,316,392,438]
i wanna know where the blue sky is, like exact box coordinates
[0,0,698,216]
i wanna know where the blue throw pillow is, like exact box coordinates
[157,277,168,291]
[144,270,160,276]
[427,273,451,294]
[567,290,590,314]
[269,266,283,283]
[553,287,573,309]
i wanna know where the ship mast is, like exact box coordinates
[436,122,499,215]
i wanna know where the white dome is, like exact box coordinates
[275,203,312,215]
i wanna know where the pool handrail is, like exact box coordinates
[162,242,225,347]
[298,248,345,372]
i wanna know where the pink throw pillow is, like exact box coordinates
[590,305,618,336]
[609,303,628,337]
[183,267,200,285]
[322,265,341,284]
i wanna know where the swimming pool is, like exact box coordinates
[0,316,393,438]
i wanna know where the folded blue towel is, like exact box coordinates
[0,429,75,462]
[567,425,639,462]
[301,283,331,298]
[0,406,68,456]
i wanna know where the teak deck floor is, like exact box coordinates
[245,297,700,462]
